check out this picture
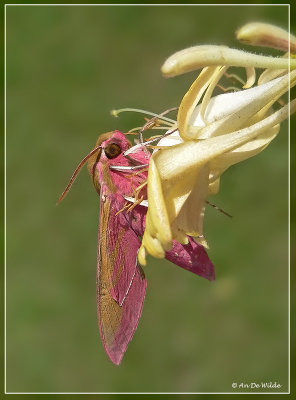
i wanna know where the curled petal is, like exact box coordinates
[177,66,221,139]
[161,45,296,78]
[243,67,256,88]
[199,66,228,123]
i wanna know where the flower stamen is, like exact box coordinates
[111,107,177,124]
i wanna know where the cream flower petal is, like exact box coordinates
[243,67,256,89]
[181,71,296,140]
[177,66,222,138]
[158,100,294,181]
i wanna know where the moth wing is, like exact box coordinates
[165,237,215,281]
[97,185,146,365]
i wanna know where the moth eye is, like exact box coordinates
[104,143,122,159]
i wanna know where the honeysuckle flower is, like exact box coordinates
[137,22,296,265]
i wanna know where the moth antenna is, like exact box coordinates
[57,145,101,205]
[206,200,233,218]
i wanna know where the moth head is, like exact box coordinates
[87,131,130,170]
[88,131,132,193]
[57,131,131,204]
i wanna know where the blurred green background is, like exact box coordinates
[6,4,291,393]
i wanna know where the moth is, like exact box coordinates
[59,130,215,365]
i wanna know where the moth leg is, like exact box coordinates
[123,179,147,213]
[115,201,131,216]
[126,195,144,213]
[130,179,147,200]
